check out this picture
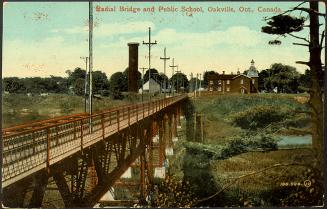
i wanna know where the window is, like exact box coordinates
[252,79,255,84]
[218,87,222,91]
[218,80,221,84]
[209,80,213,85]
[209,87,213,91]
[240,79,244,84]
[227,80,230,84]
[241,89,245,94]
[226,87,230,92]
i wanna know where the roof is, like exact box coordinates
[207,73,251,80]
[140,78,160,90]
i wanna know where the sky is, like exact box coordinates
[2,1,326,78]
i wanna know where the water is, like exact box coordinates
[277,135,312,146]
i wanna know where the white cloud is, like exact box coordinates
[153,26,263,47]
[3,24,309,78]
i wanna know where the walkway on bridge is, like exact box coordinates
[2,94,188,207]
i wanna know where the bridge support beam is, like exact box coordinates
[2,178,29,207]
[28,170,49,207]
[52,169,74,207]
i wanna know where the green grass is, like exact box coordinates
[190,93,310,145]
[168,93,318,206]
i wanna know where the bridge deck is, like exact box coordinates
[2,95,187,188]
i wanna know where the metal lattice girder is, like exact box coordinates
[2,95,187,207]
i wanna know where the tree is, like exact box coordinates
[66,67,86,86]
[262,0,324,172]
[268,63,300,93]
[73,78,85,96]
[189,77,201,92]
[92,71,110,96]
[298,69,311,92]
[144,68,160,83]
[170,72,189,93]
[258,69,269,92]
[159,73,169,89]
[2,77,26,93]
[203,71,219,88]
[109,72,125,99]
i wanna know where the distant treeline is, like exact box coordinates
[2,67,189,99]
[2,63,320,96]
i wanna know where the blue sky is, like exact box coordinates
[3,1,326,78]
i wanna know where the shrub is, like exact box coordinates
[231,105,291,130]
[151,176,198,207]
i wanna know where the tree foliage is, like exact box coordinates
[262,15,305,36]
[170,72,189,92]
[151,176,198,207]
[258,64,301,93]
[203,71,219,88]
[109,72,125,99]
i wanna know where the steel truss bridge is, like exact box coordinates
[2,94,188,207]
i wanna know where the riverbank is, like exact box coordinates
[163,93,322,207]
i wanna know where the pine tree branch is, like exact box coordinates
[303,24,323,27]
[293,42,310,47]
[193,163,312,206]
[274,1,308,18]
[319,30,325,49]
[296,61,310,66]
[294,7,326,17]
[289,33,310,43]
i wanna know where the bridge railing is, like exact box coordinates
[2,94,187,187]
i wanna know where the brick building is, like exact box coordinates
[207,60,259,94]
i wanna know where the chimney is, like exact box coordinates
[231,72,234,75]
[128,42,139,92]
[222,71,225,75]
[237,68,240,75]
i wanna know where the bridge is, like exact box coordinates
[2,94,188,207]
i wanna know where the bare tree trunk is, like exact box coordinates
[308,1,324,166]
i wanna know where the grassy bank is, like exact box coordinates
[166,93,322,207]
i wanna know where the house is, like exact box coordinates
[139,78,161,94]
[207,60,259,94]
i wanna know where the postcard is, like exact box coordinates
[1,1,325,208]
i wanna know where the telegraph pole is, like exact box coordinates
[89,0,93,132]
[140,67,147,102]
[160,47,170,98]
[199,73,202,97]
[195,73,198,98]
[80,56,88,112]
[142,27,157,90]
[190,73,193,93]
[169,58,178,96]
[175,67,181,94]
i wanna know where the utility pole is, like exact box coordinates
[89,0,93,132]
[140,67,147,102]
[175,67,181,94]
[80,56,88,112]
[199,73,202,97]
[190,73,193,94]
[143,27,157,92]
[169,58,178,96]
[160,47,170,98]
[195,73,198,98]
